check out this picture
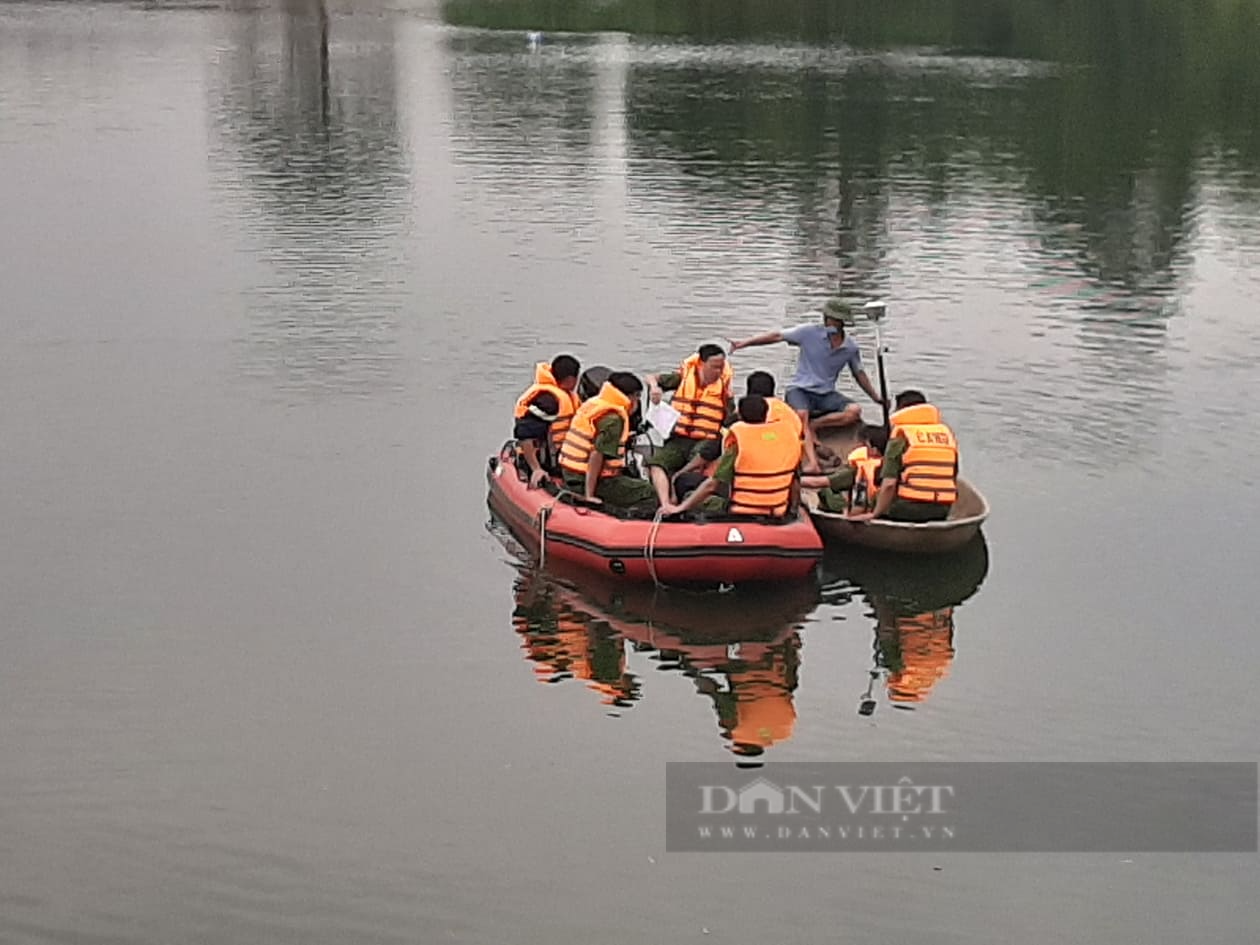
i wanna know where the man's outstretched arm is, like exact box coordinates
[728,330,785,351]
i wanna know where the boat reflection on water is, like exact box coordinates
[820,534,990,715]
[511,571,641,710]
[496,522,818,756]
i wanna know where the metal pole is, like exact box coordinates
[875,321,890,435]
[863,301,891,435]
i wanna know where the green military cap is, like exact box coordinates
[822,298,854,323]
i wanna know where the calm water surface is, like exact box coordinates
[2,1,1259,942]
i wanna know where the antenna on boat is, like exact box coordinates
[862,300,891,434]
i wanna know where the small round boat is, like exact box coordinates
[487,442,822,587]
[802,477,989,554]
[801,426,990,555]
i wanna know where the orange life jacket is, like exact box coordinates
[846,445,882,510]
[671,354,732,441]
[767,396,804,441]
[889,403,958,505]
[559,382,633,480]
[726,421,802,517]
[514,362,581,456]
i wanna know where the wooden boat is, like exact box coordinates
[487,442,823,587]
[802,427,989,555]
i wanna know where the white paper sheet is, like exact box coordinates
[644,401,680,439]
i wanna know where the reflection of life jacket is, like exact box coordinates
[727,421,802,517]
[514,362,581,456]
[889,403,958,504]
[671,354,732,441]
[717,640,800,753]
[559,382,633,480]
[513,608,636,707]
[881,608,955,703]
[767,396,804,441]
[846,445,882,511]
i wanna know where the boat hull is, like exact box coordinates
[804,425,989,554]
[487,446,822,586]
[804,477,989,554]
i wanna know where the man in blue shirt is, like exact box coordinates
[729,299,886,473]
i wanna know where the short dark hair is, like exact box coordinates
[895,389,927,410]
[550,354,580,382]
[578,365,610,401]
[746,371,776,397]
[607,371,643,398]
[861,423,889,454]
[738,394,769,424]
[697,343,725,362]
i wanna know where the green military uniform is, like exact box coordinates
[643,372,730,474]
[816,466,856,513]
[682,442,739,514]
[562,413,657,509]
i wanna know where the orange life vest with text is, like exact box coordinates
[671,354,732,441]
[726,421,802,517]
[889,403,958,505]
[559,382,633,480]
[767,396,804,441]
[514,362,581,456]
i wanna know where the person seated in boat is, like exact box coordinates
[662,394,802,518]
[558,371,658,513]
[800,423,887,513]
[847,390,958,523]
[670,370,781,507]
[728,299,887,475]
[513,354,582,488]
[746,370,804,444]
[644,343,734,506]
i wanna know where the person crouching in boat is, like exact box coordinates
[513,354,582,489]
[847,390,958,523]
[800,423,887,513]
[644,343,735,507]
[558,372,659,513]
[661,394,802,518]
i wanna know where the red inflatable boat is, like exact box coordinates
[487,443,823,586]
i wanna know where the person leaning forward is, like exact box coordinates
[729,299,886,474]
[847,389,958,523]
[558,372,658,511]
[644,343,734,505]
[801,423,887,512]
[513,354,581,488]
[663,395,802,518]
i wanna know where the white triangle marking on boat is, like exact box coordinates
[726,527,744,543]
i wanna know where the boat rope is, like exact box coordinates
[644,508,669,590]
[535,486,586,569]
